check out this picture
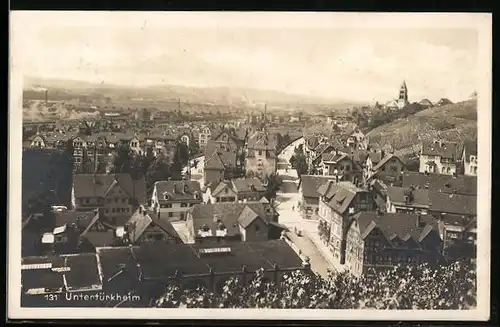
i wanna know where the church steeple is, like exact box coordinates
[397,80,409,109]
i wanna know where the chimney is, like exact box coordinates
[417,214,425,228]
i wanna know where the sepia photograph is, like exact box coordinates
[8,11,491,321]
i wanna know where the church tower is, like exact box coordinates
[397,80,409,109]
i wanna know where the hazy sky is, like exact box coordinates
[12,12,481,103]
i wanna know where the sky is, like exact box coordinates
[12,12,482,103]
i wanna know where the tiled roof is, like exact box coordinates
[189,202,276,236]
[204,140,238,169]
[354,212,439,245]
[96,240,303,280]
[231,178,267,193]
[386,187,430,208]
[54,211,96,229]
[21,253,102,295]
[463,140,478,161]
[421,140,460,159]
[372,154,405,172]
[317,181,368,214]
[247,131,278,151]
[154,180,202,202]
[401,172,477,195]
[73,174,147,204]
[299,175,335,199]
[429,192,477,217]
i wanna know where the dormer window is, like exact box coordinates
[163,193,170,200]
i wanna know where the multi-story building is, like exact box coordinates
[367,154,407,186]
[297,175,335,220]
[317,181,375,265]
[185,202,281,244]
[205,178,267,204]
[71,173,147,226]
[344,129,369,150]
[419,140,460,175]
[198,126,212,148]
[245,131,278,179]
[151,180,203,221]
[316,151,364,186]
[344,212,443,276]
[462,140,478,176]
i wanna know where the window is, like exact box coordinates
[85,198,90,204]
[168,212,173,217]
[345,165,351,171]
[181,203,187,208]
[258,150,262,156]
[122,198,127,203]
[111,208,116,213]
[111,217,116,225]
[255,224,260,232]
[381,166,386,172]
[166,204,172,208]
[180,213,185,220]
[473,167,477,174]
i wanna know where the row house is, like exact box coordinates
[419,140,460,175]
[185,202,282,244]
[384,185,477,260]
[71,173,147,227]
[151,180,203,221]
[245,131,278,180]
[461,140,478,176]
[205,178,267,204]
[297,175,335,220]
[344,212,443,276]
[317,181,376,265]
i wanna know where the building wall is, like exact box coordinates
[152,188,202,221]
[464,152,478,176]
[241,218,269,242]
[345,220,365,277]
[419,154,457,176]
[245,151,277,179]
[375,157,406,184]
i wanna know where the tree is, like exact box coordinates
[289,153,308,177]
[189,139,200,158]
[154,260,476,309]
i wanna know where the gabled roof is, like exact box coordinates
[189,202,276,236]
[204,140,238,169]
[421,140,460,159]
[154,180,202,202]
[231,178,266,193]
[317,181,368,215]
[353,212,439,246]
[463,140,478,161]
[247,131,278,151]
[372,154,405,172]
[73,174,146,204]
[429,192,477,216]
[299,175,335,199]
[237,205,262,228]
[401,171,477,196]
[386,187,430,208]
[204,151,226,170]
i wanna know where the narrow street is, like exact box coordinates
[275,170,340,277]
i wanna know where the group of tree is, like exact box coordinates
[153,259,476,309]
[351,102,427,132]
[275,132,292,154]
[289,144,308,177]
[110,142,191,196]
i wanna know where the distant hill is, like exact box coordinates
[23,76,365,111]
[367,99,477,155]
